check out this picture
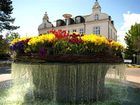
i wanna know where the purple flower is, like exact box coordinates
[10,45,16,50]
[16,42,24,49]
[10,42,24,51]
[39,47,47,57]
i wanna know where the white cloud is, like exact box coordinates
[117,12,140,46]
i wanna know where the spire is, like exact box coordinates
[92,0,101,14]
[93,0,101,9]
[38,12,53,30]
[43,12,49,21]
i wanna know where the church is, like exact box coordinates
[38,0,117,41]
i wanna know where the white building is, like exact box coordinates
[38,0,117,41]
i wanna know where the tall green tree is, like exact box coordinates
[0,35,8,53]
[124,23,140,59]
[0,35,9,59]
[0,0,19,32]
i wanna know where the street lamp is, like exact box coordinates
[133,54,136,64]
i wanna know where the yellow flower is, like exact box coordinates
[81,34,109,45]
[27,34,56,46]
[110,40,124,50]
[10,37,29,46]
[81,33,124,51]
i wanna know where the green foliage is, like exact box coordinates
[124,23,140,58]
[54,40,84,55]
[82,42,109,55]
[53,40,110,55]
[0,35,9,56]
[6,32,20,42]
[54,40,75,54]
[0,0,19,32]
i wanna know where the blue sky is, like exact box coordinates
[8,0,140,44]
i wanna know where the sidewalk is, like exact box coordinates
[126,68,140,84]
[0,65,11,88]
[0,74,11,82]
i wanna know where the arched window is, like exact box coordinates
[95,14,99,20]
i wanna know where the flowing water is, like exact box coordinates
[0,63,140,105]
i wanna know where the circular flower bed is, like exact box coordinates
[10,30,124,63]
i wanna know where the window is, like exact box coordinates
[108,28,110,39]
[113,33,115,40]
[108,28,112,39]
[79,28,84,34]
[93,26,100,35]
[114,33,117,41]
[111,29,112,39]
[77,17,81,23]
[94,14,99,20]
[73,29,76,32]
[115,35,117,41]
[57,21,61,26]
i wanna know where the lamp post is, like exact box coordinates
[63,14,72,32]
[133,54,136,64]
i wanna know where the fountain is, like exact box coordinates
[6,30,133,105]
[12,63,108,102]
[9,62,128,105]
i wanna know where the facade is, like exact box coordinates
[38,0,117,41]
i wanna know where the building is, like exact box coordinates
[38,0,117,41]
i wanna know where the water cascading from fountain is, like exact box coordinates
[9,62,125,104]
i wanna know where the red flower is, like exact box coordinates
[48,29,69,40]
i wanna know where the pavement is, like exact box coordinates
[126,68,140,84]
[0,65,11,89]
[0,66,11,82]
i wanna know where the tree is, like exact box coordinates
[0,0,19,32]
[124,23,140,59]
[6,32,20,42]
[0,35,9,59]
[0,32,20,59]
